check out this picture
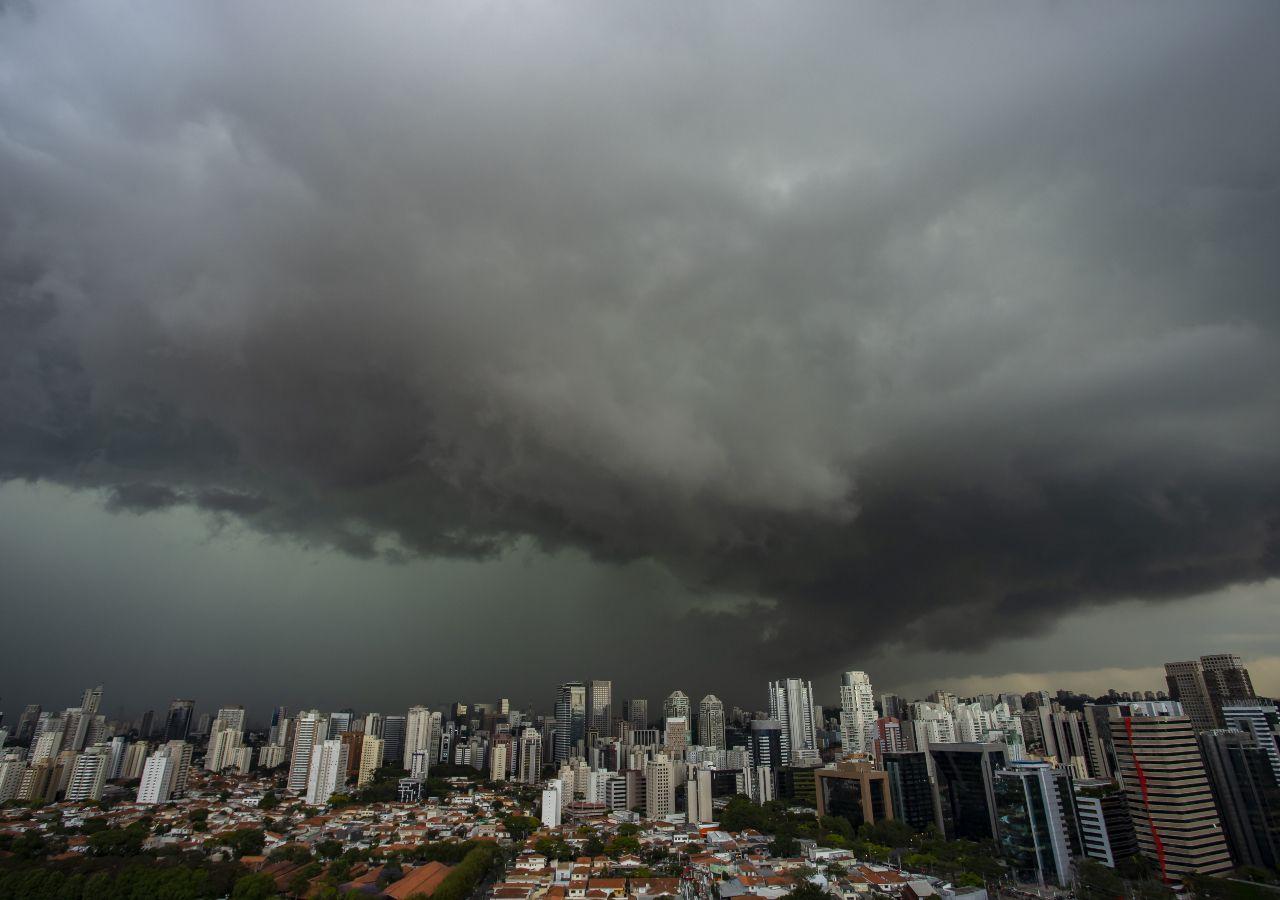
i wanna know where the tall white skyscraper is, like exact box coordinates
[490,742,509,782]
[518,727,543,783]
[404,706,434,770]
[136,754,175,804]
[288,711,327,794]
[698,694,726,750]
[541,779,563,827]
[768,678,819,765]
[839,671,876,755]
[66,746,110,802]
[305,738,349,805]
[206,717,244,772]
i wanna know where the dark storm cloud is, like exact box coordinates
[2,1,1279,683]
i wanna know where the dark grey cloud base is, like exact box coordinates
[2,2,1279,692]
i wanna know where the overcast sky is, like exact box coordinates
[2,2,1278,721]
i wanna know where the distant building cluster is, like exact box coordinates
[1,652,1277,891]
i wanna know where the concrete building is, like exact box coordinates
[490,741,509,782]
[518,727,543,783]
[288,711,327,795]
[587,680,613,739]
[136,754,174,804]
[769,678,819,766]
[1222,701,1280,784]
[306,738,349,805]
[839,671,876,756]
[1110,706,1232,879]
[1073,778,1138,868]
[814,760,893,828]
[624,699,649,729]
[65,746,111,802]
[663,716,689,752]
[542,778,563,827]
[404,706,435,771]
[645,753,675,819]
[164,700,195,742]
[357,735,384,788]
[697,694,726,750]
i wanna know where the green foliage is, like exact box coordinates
[424,843,504,900]
[257,791,279,811]
[231,872,279,899]
[1186,875,1278,900]
[605,834,640,857]
[0,856,244,900]
[501,814,540,841]
[268,844,313,864]
[87,822,149,857]
[314,839,344,860]
[1076,858,1124,900]
[534,836,575,861]
[223,828,266,859]
[782,878,829,900]
[583,837,605,857]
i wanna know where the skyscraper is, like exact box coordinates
[357,735,384,787]
[697,694,726,750]
[554,682,587,763]
[306,738,349,805]
[1223,701,1280,784]
[382,715,406,767]
[404,706,434,770]
[663,691,690,721]
[624,698,649,728]
[839,671,876,756]
[288,710,327,795]
[164,700,195,742]
[586,680,613,737]
[1165,655,1254,731]
[992,761,1083,887]
[645,753,675,818]
[1110,705,1232,879]
[518,727,543,783]
[930,742,1007,842]
[1198,729,1280,871]
[768,678,819,766]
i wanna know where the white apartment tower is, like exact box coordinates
[518,728,543,784]
[839,671,876,755]
[357,735,384,788]
[288,711,327,794]
[769,678,819,765]
[305,738,349,805]
[645,753,675,819]
[136,754,175,804]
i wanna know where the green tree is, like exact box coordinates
[258,790,280,811]
[233,871,281,899]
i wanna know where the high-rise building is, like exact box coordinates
[357,735,384,787]
[206,719,244,772]
[363,712,384,739]
[65,746,111,802]
[993,761,1082,887]
[136,754,175,804]
[880,694,903,720]
[645,753,675,819]
[490,742,509,782]
[164,700,195,742]
[839,671,876,756]
[15,704,41,746]
[663,691,690,722]
[163,740,193,797]
[1201,654,1256,712]
[329,709,355,735]
[882,751,936,832]
[1073,778,1138,868]
[554,682,587,763]
[518,728,543,784]
[930,742,1007,842]
[1165,655,1253,732]
[306,738,349,805]
[663,716,689,751]
[1198,729,1280,871]
[1222,702,1280,784]
[120,740,149,780]
[404,706,434,771]
[625,699,649,728]
[749,719,783,770]
[541,779,563,828]
[587,680,613,738]
[288,711,327,795]
[1110,706,1232,879]
[697,694,726,750]
[769,678,819,766]
[382,715,406,767]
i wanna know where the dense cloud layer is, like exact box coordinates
[3,2,1279,681]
